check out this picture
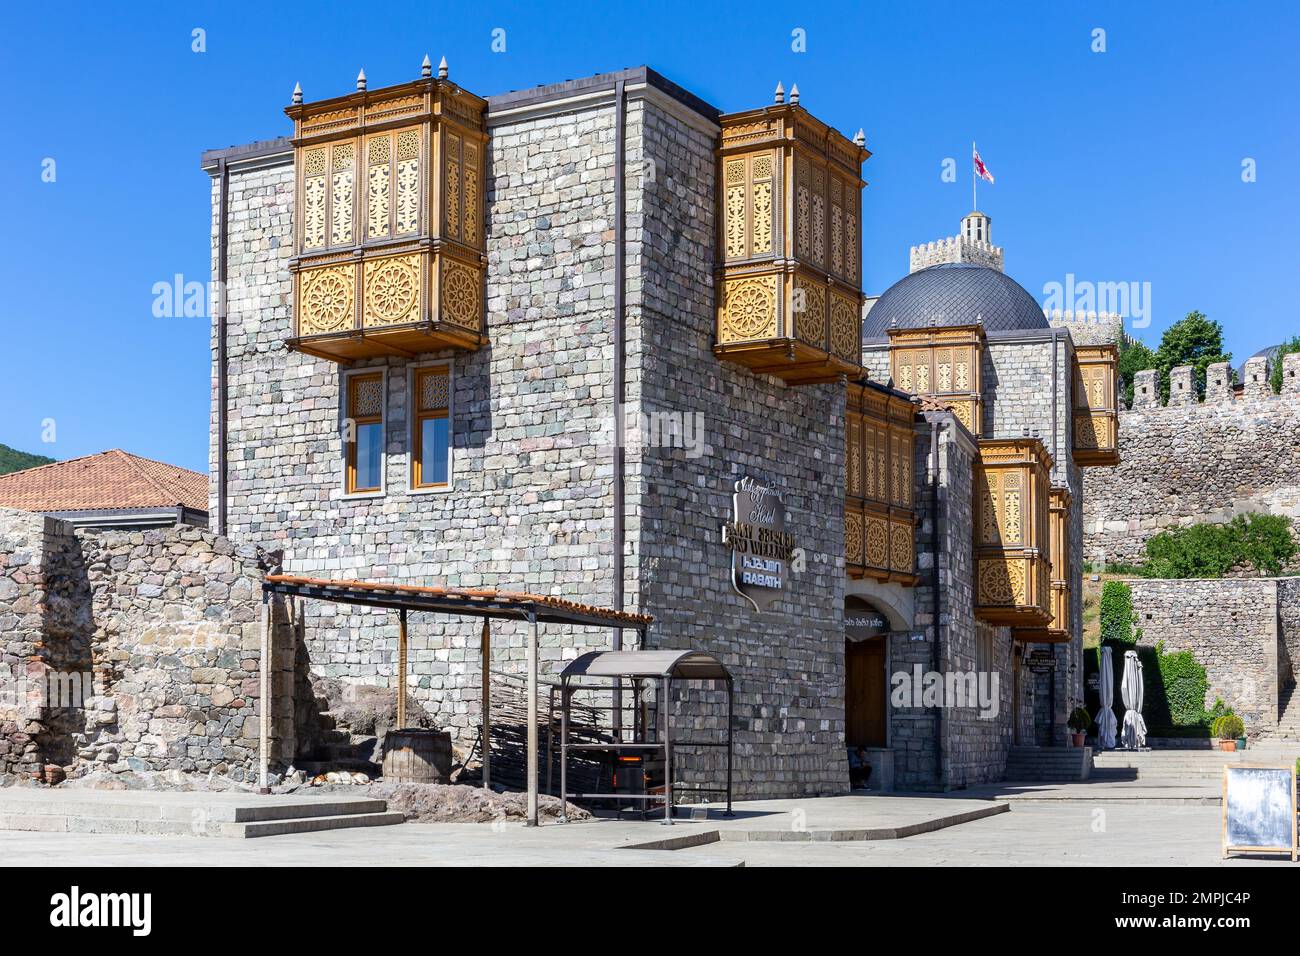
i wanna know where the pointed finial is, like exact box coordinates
[421,55,432,79]
[438,56,449,79]
[356,69,367,92]
[292,82,303,105]
[853,128,865,147]
[789,84,800,105]
[774,82,785,104]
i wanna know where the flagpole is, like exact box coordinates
[972,141,977,212]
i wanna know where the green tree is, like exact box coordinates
[1116,336,1157,408]
[1270,336,1300,393]
[1153,311,1232,403]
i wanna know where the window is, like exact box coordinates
[412,366,451,489]
[345,372,384,494]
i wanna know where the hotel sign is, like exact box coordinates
[722,476,797,612]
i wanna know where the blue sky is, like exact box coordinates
[2,1,1296,472]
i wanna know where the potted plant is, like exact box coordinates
[1216,714,1244,752]
[1067,706,1091,748]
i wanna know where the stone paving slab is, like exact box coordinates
[960,778,1223,806]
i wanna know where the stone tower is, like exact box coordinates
[909,211,1005,273]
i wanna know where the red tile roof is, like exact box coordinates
[0,450,208,514]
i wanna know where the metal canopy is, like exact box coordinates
[561,649,731,681]
[257,574,651,827]
[263,575,653,630]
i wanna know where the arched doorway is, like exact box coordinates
[845,596,888,748]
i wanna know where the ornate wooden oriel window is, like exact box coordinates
[888,325,985,436]
[974,438,1053,627]
[846,382,917,584]
[1013,487,1072,644]
[287,70,488,363]
[1072,344,1120,466]
[714,98,868,385]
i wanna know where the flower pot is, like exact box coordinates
[1071,733,1086,748]
[1236,736,1247,751]
[1219,739,1237,752]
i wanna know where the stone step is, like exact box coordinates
[0,793,397,838]
[218,811,406,839]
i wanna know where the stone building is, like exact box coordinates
[196,63,1113,796]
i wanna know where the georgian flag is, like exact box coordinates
[973,145,995,184]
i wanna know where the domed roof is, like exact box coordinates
[863,262,1049,339]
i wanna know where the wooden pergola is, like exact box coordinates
[259,575,652,826]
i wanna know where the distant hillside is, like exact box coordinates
[0,443,56,476]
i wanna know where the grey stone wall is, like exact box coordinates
[1126,577,1279,728]
[631,98,847,797]
[0,507,290,783]
[1083,389,1300,566]
[1276,578,1300,694]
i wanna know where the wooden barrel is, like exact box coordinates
[381,729,453,783]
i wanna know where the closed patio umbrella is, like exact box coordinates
[1097,645,1118,750]
[1120,649,1147,750]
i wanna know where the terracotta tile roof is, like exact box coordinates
[0,450,208,514]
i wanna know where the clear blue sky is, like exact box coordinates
[2,1,1296,472]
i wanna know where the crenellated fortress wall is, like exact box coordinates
[1082,352,1300,565]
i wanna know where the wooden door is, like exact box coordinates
[846,637,886,747]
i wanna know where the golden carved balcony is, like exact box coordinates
[888,324,985,435]
[974,438,1053,627]
[845,382,918,584]
[1013,486,1072,644]
[715,93,869,385]
[1073,344,1120,466]
[285,66,487,363]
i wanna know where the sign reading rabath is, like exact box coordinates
[722,476,801,612]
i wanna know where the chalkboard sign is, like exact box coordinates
[1221,765,1297,861]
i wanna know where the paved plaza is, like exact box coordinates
[0,781,1291,867]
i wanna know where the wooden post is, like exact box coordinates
[526,614,539,826]
[258,591,271,794]
[397,608,408,729]
[480,618,491,790]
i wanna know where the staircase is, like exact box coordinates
[1264,683,1300,740]
[1003,746,1092,782]
[1093,742,1300,781]
[295,692,383,778]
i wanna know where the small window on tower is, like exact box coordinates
[412,366,452,489]
[345,371,384,494]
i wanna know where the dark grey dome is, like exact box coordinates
[863,262,1049,339]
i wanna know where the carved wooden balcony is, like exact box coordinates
[285,66,487,363]
[1073,344,1120,466]
[1013,486,1072,644]
[845,382,918,584]
[888,324,985,435]
[715,93,869,385]
[974,439,1053,627]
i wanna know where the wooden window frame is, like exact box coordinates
[410,363,452,493]
[344,369,385,496]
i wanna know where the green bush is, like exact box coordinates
[1216,714,1244,739]
[1141,514,1296,578]
[1099,581,1136,645]
[1157,648,1211,727]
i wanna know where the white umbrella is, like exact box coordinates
[1120,649,1147,750]
[1097,646,1118,749]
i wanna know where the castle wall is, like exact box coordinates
[1082,386,1300,566]
[1126,577,1281,729]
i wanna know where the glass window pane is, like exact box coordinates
[421,417,449,485]
[355,422,382,490]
